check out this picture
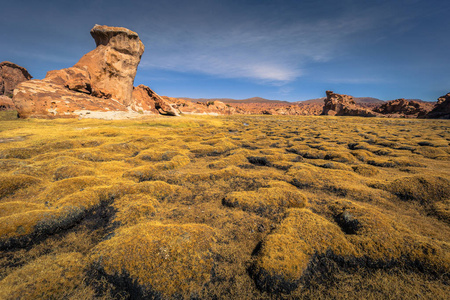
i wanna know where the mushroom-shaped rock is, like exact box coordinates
[75,25,145,105]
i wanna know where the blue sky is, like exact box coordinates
[1,0,449,101]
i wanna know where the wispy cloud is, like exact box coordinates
[136,0,416,85]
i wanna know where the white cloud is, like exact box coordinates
[137,4,401,85]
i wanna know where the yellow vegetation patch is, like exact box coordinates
[34,176,107,206]
[139,149,186,161]
[431,199,450,223]
[0,206,84,241]
[112,193,158,227]
[0,252,86,299]
[208,149,250,169]
[0,174,41,199]
[106,180,190,203]
[352,164,380,176]
[413,146,449,160]
[379,175,450,204]
[91,222,215,298]
[53,164,97,181]
[0,201,45,218]
[223,181,307,214]
[253,208,356,291]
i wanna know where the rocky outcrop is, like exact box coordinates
[321,91,379,117]
[12,25,148,119]
[425,93,450,119]
[0,61,32,98]
[373,99,432,118]
[132,85,179,116]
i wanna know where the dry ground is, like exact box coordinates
[0,114,449,299]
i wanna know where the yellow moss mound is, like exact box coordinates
[0,174,41,199]
[208,150,249,169]
[414,146,449,160]
[0,177,109,243]
[112,193,158,227]
[122,165,157,182]
[189,139,237,156]
[91,222,215,298]
[53,165,96,181]
[0,201,45,218]
[0,252,85,299]
[0,206,83,242]
[107,180,191,203]
[431,200,450,223]
[382,175,450,203]
[223,181,307,214]
[287,164,389,202]
[139,149,185,161]
[0,147,40,159]
[35,176,107,206]
[253,209,355,293]
[352,164,380,176]
[324,151,357,163]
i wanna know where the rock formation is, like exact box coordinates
[321,91,379,117]
[373,98,432,118]
[0,61,32,98]
[425,92,450,119]
[132,85,179,116]
[12,25,154,119]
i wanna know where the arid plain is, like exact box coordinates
[0,114,449,299]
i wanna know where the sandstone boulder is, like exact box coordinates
[373,98,432,118]
[321,91,379,117]
[12,25,148,119]
[0,95,16,111]
[426,92,450,119]
[0,61,32,97]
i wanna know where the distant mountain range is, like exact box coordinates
[180,97,290,104]
[179,96,428,105]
